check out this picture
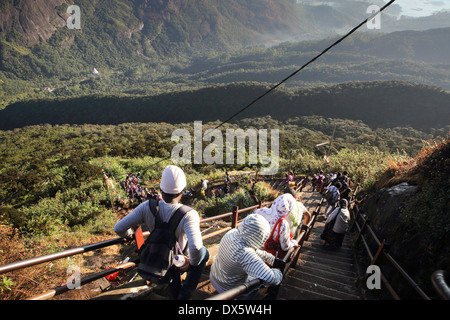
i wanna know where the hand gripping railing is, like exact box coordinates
[207,209,320,300]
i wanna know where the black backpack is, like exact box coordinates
[137,199,191,284]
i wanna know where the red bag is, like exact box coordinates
[105,266,119,282]
[264,217,287,259]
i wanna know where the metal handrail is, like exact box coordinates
[0,200,273,276]
[350,203,431,300]
[7,199,274,300]
[206,279,262,301]
[431,270,450,300]
[0,236,128,275]
[27,260,138,300]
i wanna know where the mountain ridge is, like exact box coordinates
[0,80,448,132]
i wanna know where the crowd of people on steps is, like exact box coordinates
[113,165,353,299]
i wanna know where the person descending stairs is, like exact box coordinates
[93,179,364,300]
[276,185,363,300]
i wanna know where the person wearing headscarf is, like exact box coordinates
[209,214,283,295]
[254,193,311,253]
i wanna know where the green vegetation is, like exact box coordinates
[1,3,450,109]
[1,81,449,134]
[0,0,449,300]
[0,115,445,300]
[375,137,450,247]
[0,115,428,238]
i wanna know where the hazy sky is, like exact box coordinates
[303,1,450,17]
[388,0,450,17]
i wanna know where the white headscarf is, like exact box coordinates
[254,194,307,250]
[255,194,303,233]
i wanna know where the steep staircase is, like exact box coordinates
[92,184,364,300]
[276,212,363,300]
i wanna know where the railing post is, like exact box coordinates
[371,239,388,266]
[349,204,361,232]
[231,206,239,228]
[355,215,369,246]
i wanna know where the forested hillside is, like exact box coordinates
[1,0,450,108]
[1,1,449,300]
[0,115,425,219]
[1,81,449,133]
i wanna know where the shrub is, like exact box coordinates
[195,188,256,218]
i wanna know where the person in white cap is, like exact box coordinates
[114,165,209,299]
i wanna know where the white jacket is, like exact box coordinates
[326,207,350,234]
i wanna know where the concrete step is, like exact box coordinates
[278,270,360,300]
[284,268,361,298]
[300,244,354,263]
[296,257,356,280]
[278,277,360,300]
[297,250,356,271]
[277,283,340,300]
[302,237,354,256]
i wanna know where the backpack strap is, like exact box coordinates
[168,205,191,255]
[148,198,163,227]
[168,205,191,233]
[148,198,191,231]
[149,198,158,214]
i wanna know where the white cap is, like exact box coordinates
[160,165,187,194]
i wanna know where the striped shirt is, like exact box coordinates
[210,214,283,292]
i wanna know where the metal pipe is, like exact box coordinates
[200,212,233,223]
[27,261,137,300]
[1,201,274,275]
[201,227,232,241]
[206,279,261,300]
[383,251,430,300]
[432,270,450,300]
[0,237,126,275]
